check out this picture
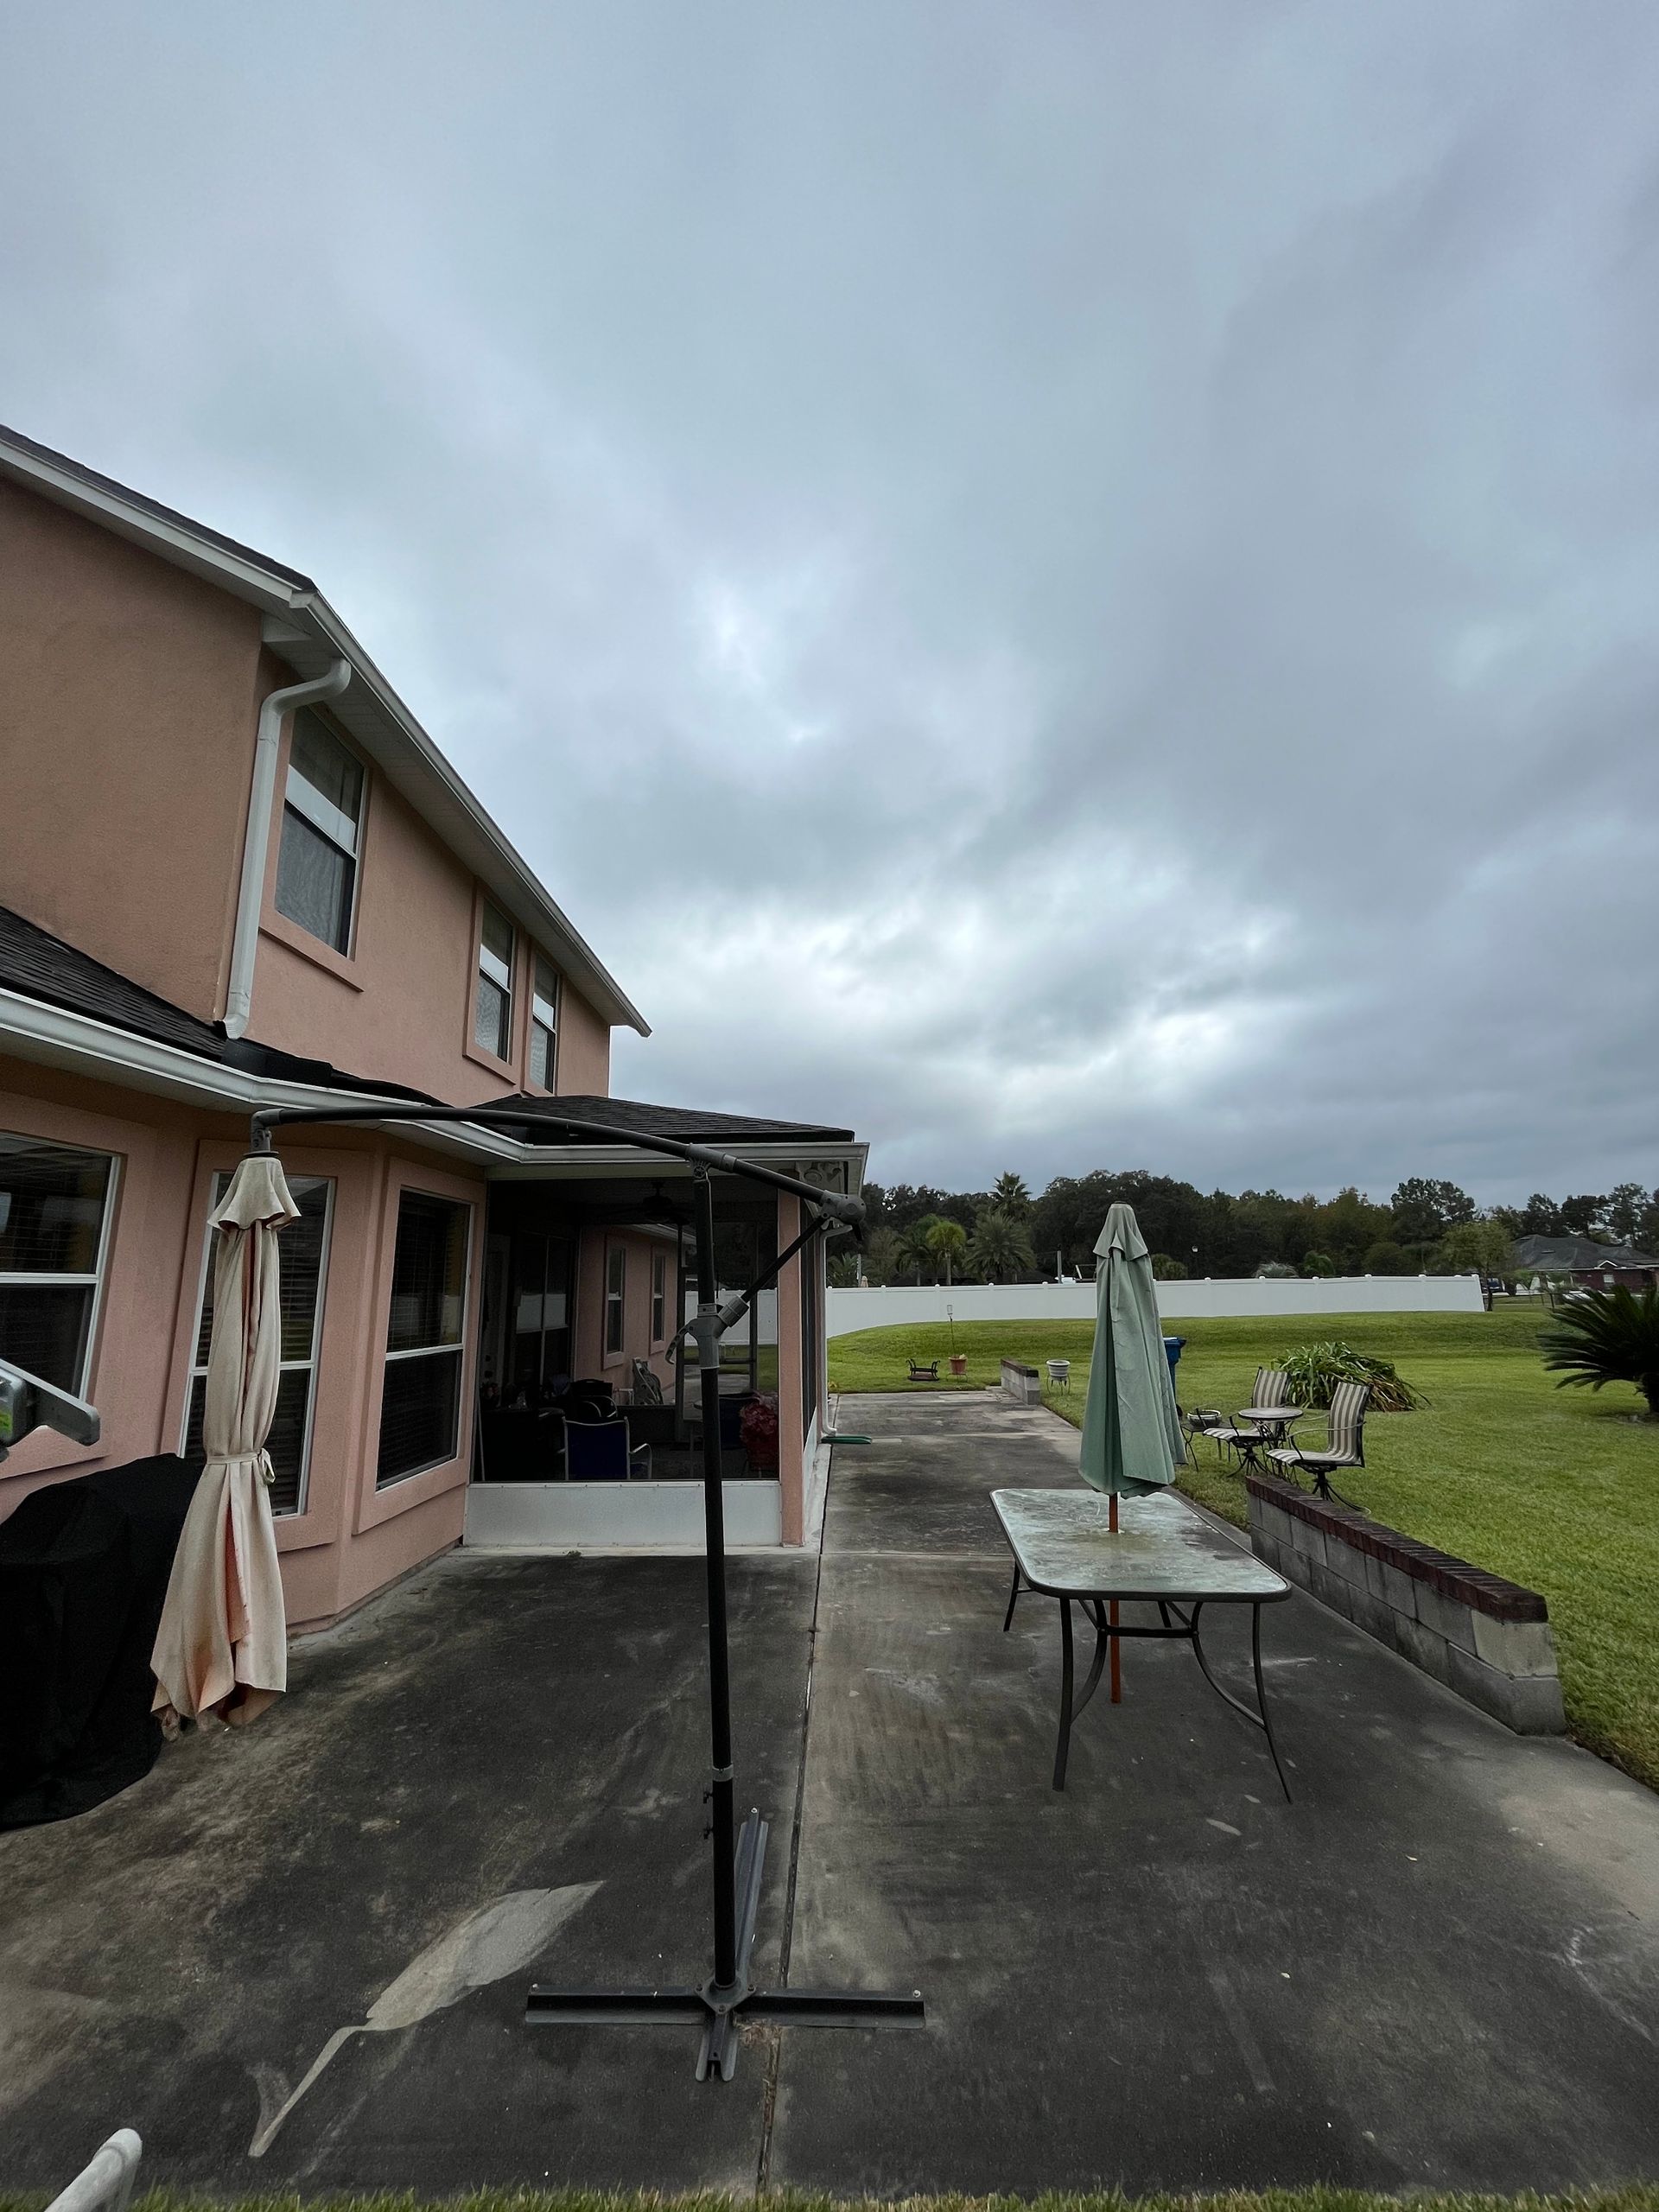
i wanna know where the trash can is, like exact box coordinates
[1163,1335,1185,1382]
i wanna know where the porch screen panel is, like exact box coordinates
[0,1134,118,1397]
[184,1173,332,1516]
[800,1236,821,1440]
[378,1191,470,1485]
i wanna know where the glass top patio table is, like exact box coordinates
[990,1487,1289,1604]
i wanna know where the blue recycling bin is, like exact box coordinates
[1163,1335,1185,1381]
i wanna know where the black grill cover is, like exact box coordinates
[0,1454,201,1828]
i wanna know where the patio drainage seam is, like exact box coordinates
[756,1430,834,2190]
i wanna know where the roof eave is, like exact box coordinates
[0,427,651,1040]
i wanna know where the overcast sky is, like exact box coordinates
[4,4,1657,1203]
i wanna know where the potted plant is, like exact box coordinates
[947,1305,968,1376]
[739,1392,780,1471]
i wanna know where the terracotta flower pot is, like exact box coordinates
[950,1354,969,1377]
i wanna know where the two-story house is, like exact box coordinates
[0,425,860,1630]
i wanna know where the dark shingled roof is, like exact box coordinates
[0,908,855,1146]
[494,1093,855,1146]
[1513,1233,1659,1273]
[0,421,316,591]
[0,904,436,1103]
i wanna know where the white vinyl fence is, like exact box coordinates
[825,1274,1484,1338]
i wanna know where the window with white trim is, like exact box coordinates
[605,1243,626,1356]
[182,1173,333,1516]
[378,1191,470,1486]
[528,954,560,1089]
[651,1249,667,1344]
[275,711,364,953]
[0,1134,118,1397]
[474,901,515,1061]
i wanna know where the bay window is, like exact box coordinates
[378,1191,470,1485]
[184,1173,333,1516]
[0,1134,118,1396]
[605,1243,626,1357]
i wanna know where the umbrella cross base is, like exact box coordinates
[525,1809,925,2082]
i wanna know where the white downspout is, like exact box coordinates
[223,660,351,1039]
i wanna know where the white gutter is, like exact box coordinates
[223,661,351,1039]
[0,988,867,1186]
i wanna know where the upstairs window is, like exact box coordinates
[0,1135,118,1397]
[474,902,515,1061]
[275,711,363,954]
[528,956,560,1089]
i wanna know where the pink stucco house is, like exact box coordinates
[0,425,861,1629]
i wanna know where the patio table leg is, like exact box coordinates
[1187,1602,1293,1804]
[1002,1560,1022,1632]
[1054,1598,1074,1790]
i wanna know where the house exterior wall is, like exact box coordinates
[247,674,614,1105]
[571,1224,676,1392]
[0,482,615,1109]
[0,477,259,1020]
[0,1055,485,1632]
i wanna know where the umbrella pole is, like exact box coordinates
[1109,1493,1122,1702]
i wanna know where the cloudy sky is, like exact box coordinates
[4,3,1657,1203]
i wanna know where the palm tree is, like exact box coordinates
[969,1208,1034,1284]
[899,1217,940,1284]
[990,1171,1031,1217]
[925,1217,969,1287]
[1541,1284,1659,1418]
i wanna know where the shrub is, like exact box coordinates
[1150,1254,1188,1280]
[1281,1338,1427,1412]
[1300,1250,1336,1277]
[1541,1285,1659,1419]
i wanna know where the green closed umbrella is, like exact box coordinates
[1077,1204,1186,1703]
[1079,1203,1186,1497]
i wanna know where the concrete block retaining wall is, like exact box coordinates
[1245,1474,1566,1735]
[1000,1358,1042,1407]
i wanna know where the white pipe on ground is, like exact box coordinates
[223,659,351,1039]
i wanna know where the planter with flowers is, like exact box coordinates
[739,1392,780,1473]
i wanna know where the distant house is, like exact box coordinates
[1511,1236,1659,1291]
[0,424,861,1627]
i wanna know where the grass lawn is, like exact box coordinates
[828,1306,1659,1788]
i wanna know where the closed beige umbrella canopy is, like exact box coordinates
[151,1152,297,1727]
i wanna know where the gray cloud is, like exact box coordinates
[3,0,1657,1201]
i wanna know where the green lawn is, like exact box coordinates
[829,1306,1659,1788]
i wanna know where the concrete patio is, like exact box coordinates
[3,1392,1659,2196]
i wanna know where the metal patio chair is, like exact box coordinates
[906,1359,939,1382]
[564,1416,652,1481]
[1268,1379,1370,1503]
[1202,1366,1289,1467]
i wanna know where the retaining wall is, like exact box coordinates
[827,1274,1484,1337]
[1245,1474,1565,1734]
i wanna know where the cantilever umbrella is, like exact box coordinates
[151,1152,296,1727]
[1077,1202,1187,1699]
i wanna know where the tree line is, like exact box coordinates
[833,1172,1659,1287]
